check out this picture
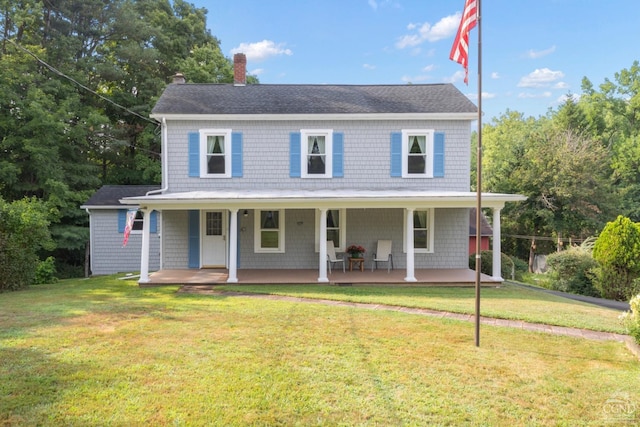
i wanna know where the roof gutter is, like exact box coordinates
[145,117,168,197]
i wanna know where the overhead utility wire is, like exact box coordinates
[4,37,157,125]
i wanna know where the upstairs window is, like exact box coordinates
[402,130,434,178]
[199,129,232,178]
[301,130,333,178]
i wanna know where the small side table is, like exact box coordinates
[349,257,365,272]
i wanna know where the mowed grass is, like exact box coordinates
[218,282,626,333]
[0,277,638,426]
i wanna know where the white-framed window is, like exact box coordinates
[402,129,434,178]
[301,129,333,178]
[315,208,346,251]
[200,129,232,178]
[404,208,435,253]
[130,210,144,234]
[254,210,285,253]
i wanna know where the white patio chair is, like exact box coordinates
[326,240,345,274]
[371,240,394,273]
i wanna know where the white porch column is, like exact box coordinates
[404,208,417,282]
[139,208,151,283]
[318,208,329,283]
[492,208,504,281]
[227,209,239,283]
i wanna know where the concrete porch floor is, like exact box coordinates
[141,268,499,286]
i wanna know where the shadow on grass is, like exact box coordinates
[216,282,584,304]
[0,346,88,424]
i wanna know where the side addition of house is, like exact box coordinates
[81,185,161,275]
[120,53,524,284]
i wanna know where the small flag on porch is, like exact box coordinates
[122,208,137,247]
[449,0,478,84]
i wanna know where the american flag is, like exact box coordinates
[449,0,478,84]
[122,209,137,247]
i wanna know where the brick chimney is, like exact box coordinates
[233,53,247,86]
[172,73,185,84]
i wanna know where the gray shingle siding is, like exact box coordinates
[163,207,468,270]
[89,210,161,275]
[162,211,190,269]
[165,119,471,193]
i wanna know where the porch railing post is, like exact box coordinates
[227,208,239,283]
[492,207,503,281]
[139,208,151,283]
[318,208,329,282]
[405,208,417,282]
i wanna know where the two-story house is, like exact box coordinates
[119,54,524,284]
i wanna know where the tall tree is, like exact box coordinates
[480,110,613,259]
[0,0,245,276]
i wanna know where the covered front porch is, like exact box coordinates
[140,268,499,286]
[121,189,526,285]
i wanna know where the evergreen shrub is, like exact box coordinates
[546,250,600,297]
[34,256,58,285]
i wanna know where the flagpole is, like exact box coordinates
[474,0,483,347]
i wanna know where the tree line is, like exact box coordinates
[0,0,253,285]
[477,61,640,262]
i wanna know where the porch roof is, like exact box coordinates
[120,188,525,210]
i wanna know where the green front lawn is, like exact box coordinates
[218,282,626,333]
[1,277,638,425]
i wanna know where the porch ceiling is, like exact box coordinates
[121,188,525,210]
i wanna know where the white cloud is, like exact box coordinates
[517,91,553,99]
[557,93,581,104]
[400,74,431,83]
[554,81,569,89]
[422,64,436,72]
[526,45,556,59]
[231,40,293,62]
[363,63,376,70]
[518,68,565,88]
[396,34,422,49]
[250,68,264,76]
[467,92,497,100]
[396,12,461,49]
[491,72,500,79]
[443,70,466,84]
[369,0,400,12]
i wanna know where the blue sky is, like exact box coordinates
[198,0,638,122]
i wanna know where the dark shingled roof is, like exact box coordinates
[83,185,161,207]
[151,83,478,116]
[469,208,493,237]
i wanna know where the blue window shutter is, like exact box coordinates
[150,211,157,233]
[118,210,126,233]
[434,132,445,178]
[332,132,344,177]
[231,132,243,177]
[188,210,200,268]
[290,132,301,177]
[188,132,200,177]
[390,132,402,177]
